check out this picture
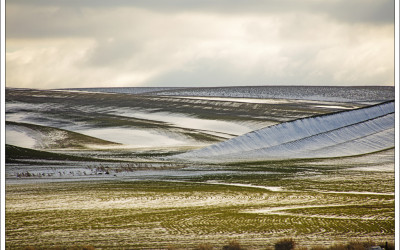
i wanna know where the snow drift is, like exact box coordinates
[174,101,395,162]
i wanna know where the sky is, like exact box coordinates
[5,0,395,89]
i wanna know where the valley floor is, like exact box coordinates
[6,149,395,249]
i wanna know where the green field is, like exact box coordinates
[6,151,394,249]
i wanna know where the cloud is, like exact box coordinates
[324,0,394,24]
[6,0,394,40]
[8,0,394,24]
[5,1,395,88]
[148,13,394,87]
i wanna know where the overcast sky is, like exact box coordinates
[6,0,395,88]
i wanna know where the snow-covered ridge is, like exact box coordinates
[175,101,395,162]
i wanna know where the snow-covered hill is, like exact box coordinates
[175,101,395,162]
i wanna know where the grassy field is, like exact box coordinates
[6,152,394,249]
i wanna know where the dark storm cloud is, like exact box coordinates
[325,0,394,24]
[7,0,394,36]
[6,5,86,38]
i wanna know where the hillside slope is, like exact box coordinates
[175,101,395,162]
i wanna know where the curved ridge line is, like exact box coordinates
[208,120,394,161]
[304,128,394,156]
[213,113,394,159]
[179,101,394,157]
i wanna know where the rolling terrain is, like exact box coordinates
[5,86,395,249]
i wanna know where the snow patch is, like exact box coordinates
[204,181,282,191]
[76,127,208,148]
[170,96,293,104]
[6,125,67,149]
[108,108,265,136]
[6,129,36,148]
